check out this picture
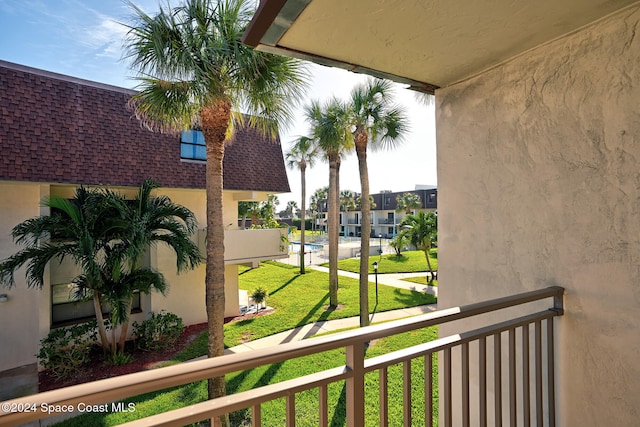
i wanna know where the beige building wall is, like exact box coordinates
[0,183,44,376]
[437,5,640,425]
[0,180,279,398]
[150,188,206,324]
[151,188,242,322]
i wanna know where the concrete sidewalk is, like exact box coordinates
[224,303,436,355]
[307,265,438,297]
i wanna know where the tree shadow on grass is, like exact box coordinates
[226,365,256,394]
[392,288,437,306]
[269,274,300,296]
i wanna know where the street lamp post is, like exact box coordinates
[378,234,383,260]
[373,261,379,305]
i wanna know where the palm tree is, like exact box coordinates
[389,232,409,256]
[238,201,252,228]
[306,99,353,308]
[356,195,376,210]
[396,192,422,236]
[396,192,422,215]
[398,211,438,282]
[340,190,357,213]
[259,194,280,226]
[0,187,117,351]
[123,0,307,408]
[245,201,262,227]
[310,186,328,234]
[286,136,318,274]
[285,200,298,218]
[109,179,201,352]
[349,78,408,327]
[75,250,169,358]
[0,182,201,356]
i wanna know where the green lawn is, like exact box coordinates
[174,261,436,361]
[57,327,438,427]
[55,262,439,426]
[327,249,438,274]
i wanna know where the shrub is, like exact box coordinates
[292,218,312,231]
[250,287,268,309]
[229,408,252,426]
[133,311,183,351]
[37,320,98,379]
[107,351,133,366]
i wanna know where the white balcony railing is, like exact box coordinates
[0,287,564,427]
[224,228,287,264]
[196,228,288,264]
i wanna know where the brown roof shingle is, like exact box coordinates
[0,60,290,193]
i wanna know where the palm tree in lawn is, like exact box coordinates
[349,78,408,327]
[123,0,307,409]
[396,192,422,234]
[0,187,118,352]
[286,135,318,274]
[108,179,201,353]
[306,99,353,308]
[399,211,438,282]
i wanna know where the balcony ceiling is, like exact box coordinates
[244,0,639,93]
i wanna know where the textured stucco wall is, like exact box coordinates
[0,183,43,398]
[437,5,640,426]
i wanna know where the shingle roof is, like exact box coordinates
[0,60,290,193]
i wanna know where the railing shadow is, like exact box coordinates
[279,294,330,344]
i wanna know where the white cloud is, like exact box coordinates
[82,15,128,59]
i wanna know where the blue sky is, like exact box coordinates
[0,0,436,206]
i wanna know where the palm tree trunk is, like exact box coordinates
[300,164,306,274]
[423,249,435,283]
[118,296,134,353]
[355,132,371,327]
[201,101,230,422]
[110,321,117,357]
[328,155,339,308]
[92,292,111,352]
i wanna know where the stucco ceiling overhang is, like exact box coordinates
[243,0,639,94]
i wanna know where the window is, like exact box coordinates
[52,283,141,327]
[181,130,206,160]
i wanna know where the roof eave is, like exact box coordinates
[242,0,439,94]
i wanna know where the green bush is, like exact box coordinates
[37,320,98,379]
[292,218,312,231]
[133,311,183,351]
[250,286,268,309]
[107,352,133,366]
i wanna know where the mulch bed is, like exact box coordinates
[38,309,275,392]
